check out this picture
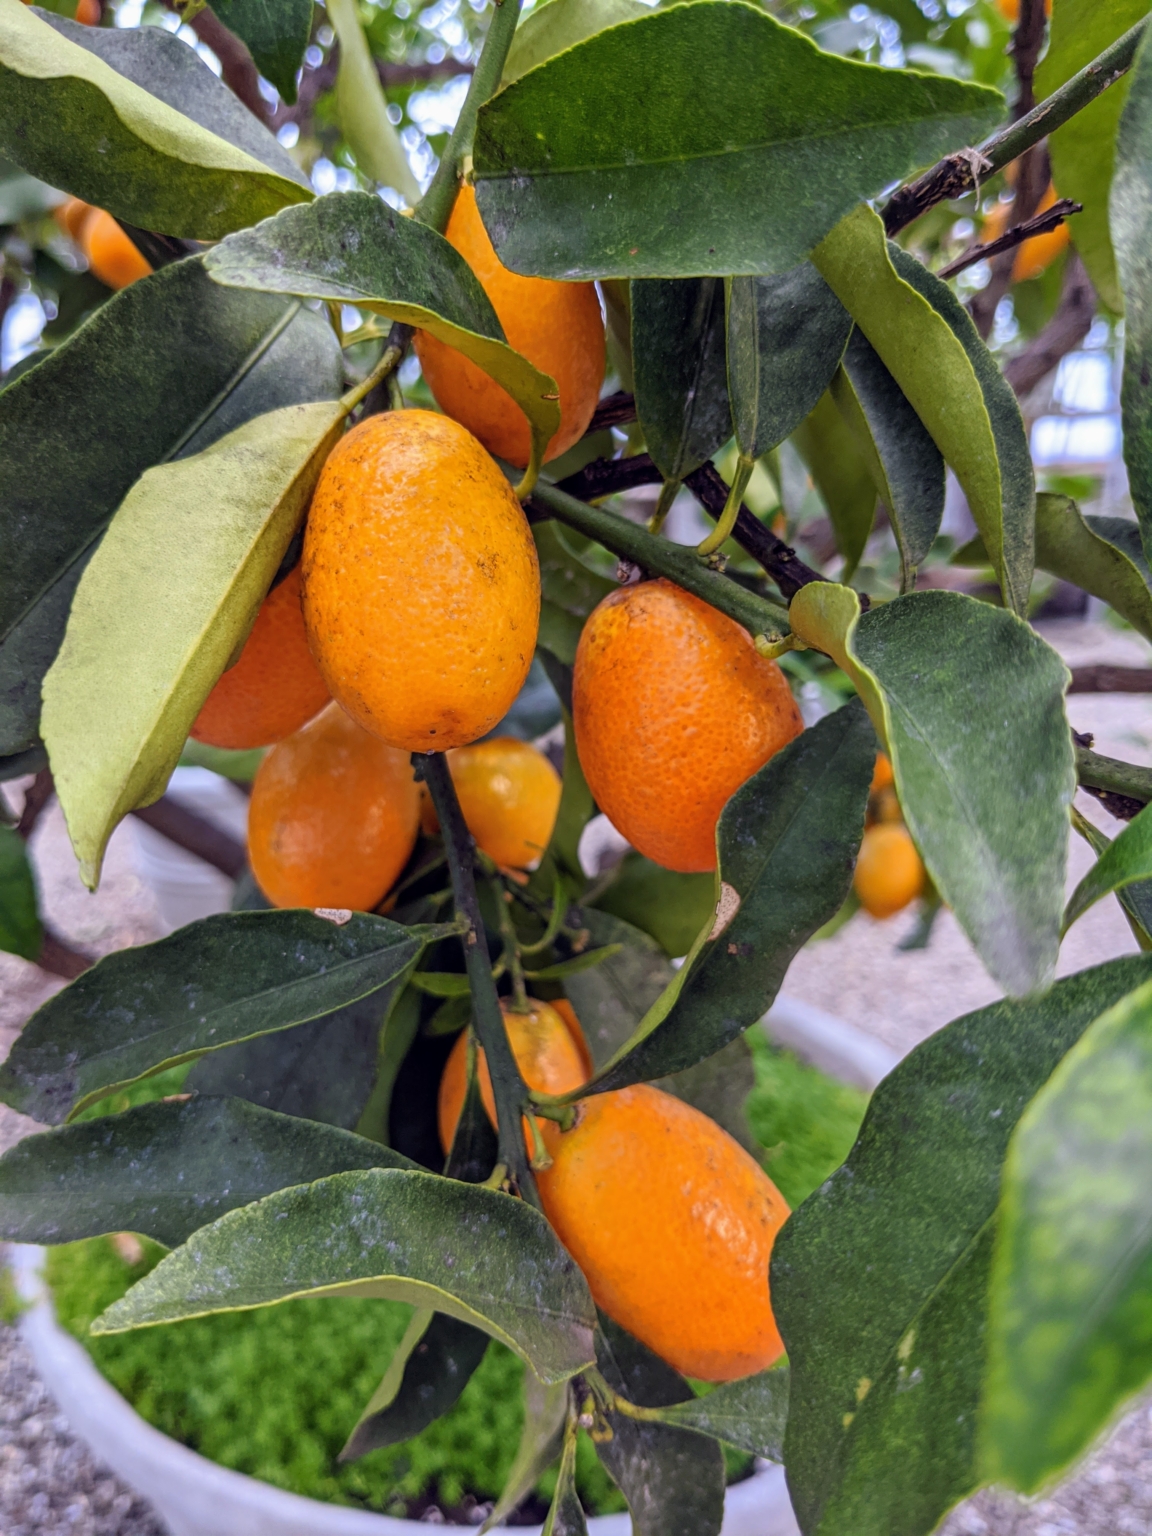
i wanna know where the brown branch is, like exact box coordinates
[15,770,53,841]
[130,797,246,878]
[938,198,1080,281]
[1003,249,1096,396]
[1011,0,1049,118]
[587,390,638,433]
[36,928,94,980]
[1069,666,1152,694]
[191,6,267,119]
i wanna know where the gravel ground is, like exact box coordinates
[2,619,1152,1533]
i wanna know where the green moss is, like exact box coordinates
[744,1029,869,1209]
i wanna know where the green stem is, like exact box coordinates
[529,477,791,640]
[647,477,682,535]
[1075,742,1152,807]
[698,453,754,557]
[492,877,530,1012]
[884,17,1149,234]
[416,0,525,234]
[416,753,539,1206]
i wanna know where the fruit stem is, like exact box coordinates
[339,332,410,416]
[647,477,682,536]
[529,477,791,639]
[697,453,754,557]
[415,0,525,235]
[416,752,541,1207]
[492,878,530,1012]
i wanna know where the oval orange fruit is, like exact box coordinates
[412,184,605,467]
[854,822,925,919]
[573,579,803,873]
[302,409,540,752]
[82,209,152,290]
[192,566,330,750]
[448,737,562,869]
[247,701,419,910]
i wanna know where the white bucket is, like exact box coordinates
[128,767,249,934]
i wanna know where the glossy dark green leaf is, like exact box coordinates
[789,586,1072,997]
[543,1415,587,1536]
[522,945,621,981]
[983,977,1152,1491]
[1040,0,1150,314]
[0,825,40,963]
[1,3,307,238]
[1072,808,1152,951]
[727,264,852,460]
[484,1372,568,1531]
[833,329,945,587]
[1065,799,1152,930]
[529,705,595,894]
[206,0,313,105]
[584,699,875,1094]
[355,984,423,1147]
[772,954,1152,1536]
[43,399,351,885]
[591,853,714,958]
[340,1308,490,1460]
[503,0,646,84]
[444,1066,500,1185]
[632,279,730,481]
[0,1095,412,1250]
[952,495,1152,642]
[535,521,616,667]
[0,910,436,1124]
[811,207,1034,615]
[186,989,399,1131]
[472,1,1002,279]
[594,1316,724,1536]
[0,260,341,759]
[792,390,877,581]
[38,8,308,184]
[653,1367,789,1461]
[93,1167,598,1385]
[204,193,561,488]
[1113,24,1152,564]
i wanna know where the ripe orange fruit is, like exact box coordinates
[980,183,1069,281]
[247,701,419,910]
[870,753,894,795]
[437,998,589,1155]
[854,822,925,919]
[54,196,92,241]
[303,410,540,752]
[541,1085,789,1381]
[996,0,1050,19]
[192,566,330,750]
[75,0,100,21]
[412,184,605,467]
[437,737,562,869]
[573,579,803,873]
[81,209,152,290]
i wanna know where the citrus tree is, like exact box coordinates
[4,0,1152,1530]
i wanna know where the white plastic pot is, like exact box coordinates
[10,1245,800,1536]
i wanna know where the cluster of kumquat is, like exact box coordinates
[185,176,861,1383]
[54,197,152,291]
[853,754,927,919]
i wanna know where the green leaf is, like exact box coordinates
[543,1414,587,1536]
[204,193,562,492]
[0,1,309,238]
[411,971,474,998]
[1039,0,1151,314]
[832,329,945,588]
[205,0,313,105]
[772,953,1152,1536]
[37,8,308,186]
[0,826,40,963]
[952,494,1152,640]
[0,261,342,759]
[0,910,433,1124]
[1072,807,1152,950]
[503,0,646,84]
[582,699,875,1095]
[186,990,398,1131]
[652,1366,789,1461]
[560,910,676,1068]
[1113,23,1152,564]
[327,0,421,203]
[0,165,62,223]
[484,1373,568,1531]
[1065,799,1152,930]
[594,1317,724,1536]
[811,206,1034,615]
[529,703,594,893]
[472,1,1003,279]
[534,521,616,667]
[792,388,877,581]
[983,976,1152,1491]
[789,585,1072,997]
[0,1096,413,1250]
[631,278,730,481]
[340,1308,491,1460]
[727,264,852,460]
[355,984,423,1146]
[42,399,350,885]
[93,1166,598,1386]
[654,1037,759,1159]
[522,944,622,980]
[591,853,715,959]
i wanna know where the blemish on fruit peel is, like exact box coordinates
[708,882,741,941]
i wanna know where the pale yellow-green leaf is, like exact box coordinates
[0,0,309,239]
[811,204,1032,615]
[42,401,347,887]
[788,583,888,745]
[327,0,421,205]
[502,0,648,84]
